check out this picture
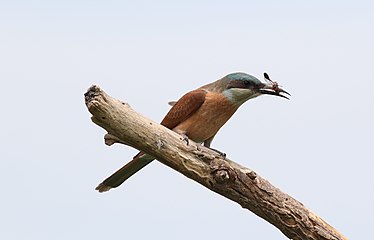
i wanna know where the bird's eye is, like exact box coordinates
[226,80,254,89]
[245,81,253,87]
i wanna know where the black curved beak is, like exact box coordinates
[259,86,291,100]
[258,72,291,100]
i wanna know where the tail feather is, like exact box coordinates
[96,152,155,192]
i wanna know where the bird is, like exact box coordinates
[96,72,289,192]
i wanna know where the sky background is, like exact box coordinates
[1,1,373,239]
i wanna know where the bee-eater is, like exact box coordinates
[96,72,289,192]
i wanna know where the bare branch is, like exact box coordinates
[84,85,347,240]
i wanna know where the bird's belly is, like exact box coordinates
[172,92,238,143]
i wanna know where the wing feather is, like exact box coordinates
[161,89,206,129]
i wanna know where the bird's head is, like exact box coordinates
[222,72,290,105]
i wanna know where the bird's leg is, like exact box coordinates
[203,137,226,158]
[179,134,205,152]
[181,134,201,151]
[181,134,189,146]
[174,129,190,146]
[208,147,226,158]
[196,144,201,151]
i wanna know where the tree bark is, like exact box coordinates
[84,85,347,240]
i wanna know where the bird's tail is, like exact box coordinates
[95,152,155,192]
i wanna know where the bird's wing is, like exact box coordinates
[161,89,207,129]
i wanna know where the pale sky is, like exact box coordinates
[1,1,373,239]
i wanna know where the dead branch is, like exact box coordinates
[84,85,347,240]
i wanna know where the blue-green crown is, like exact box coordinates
[226,72,262,84]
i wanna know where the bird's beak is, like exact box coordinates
[258,83,291,100]
[258,72,290,100]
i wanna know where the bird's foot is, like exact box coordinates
[181,134,189,146]
[208,147,226,158]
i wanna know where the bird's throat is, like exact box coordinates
[223,88,260,106]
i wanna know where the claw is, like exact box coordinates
[219,152,226,159]
[208,147,226,159]
[182,135,189,146]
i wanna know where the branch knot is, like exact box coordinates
[246,171,257,180]
[213,169,230,184]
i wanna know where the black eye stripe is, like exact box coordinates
[245,80,253,86]
[227,80,255,89]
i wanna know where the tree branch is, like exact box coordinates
[84,85,347,240]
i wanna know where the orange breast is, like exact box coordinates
[172,92,238,143]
